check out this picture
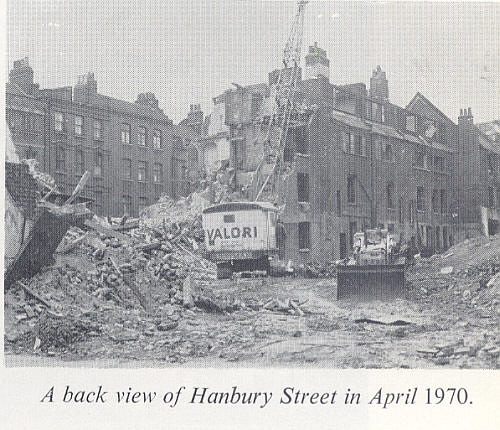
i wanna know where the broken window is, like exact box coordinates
[55,112,64,132]
[120,123,130,144]
[297,172,310,203]
[138,126,147,146]
[416,186,425,211]
[74,115,83,135]
[153,162,163,183]
[122,158,132,179]
[347,175,356,204]
[138,161,148,181]
[387,182,394,209]
[298,222,310,250]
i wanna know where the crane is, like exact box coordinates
[255,0,308,201]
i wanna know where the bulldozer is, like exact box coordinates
[336,228,406,300]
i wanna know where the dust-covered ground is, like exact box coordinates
[5,233,500,369]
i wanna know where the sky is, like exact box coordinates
[6,0,500,124]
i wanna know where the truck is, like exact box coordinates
[336,228,406,300]
[202,201,279,279]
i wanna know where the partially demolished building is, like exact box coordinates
[197,43,499,264]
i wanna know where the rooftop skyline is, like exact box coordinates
[7,1,500,123]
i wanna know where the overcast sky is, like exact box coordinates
[6,0,500,124]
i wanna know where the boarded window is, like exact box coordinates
[489,186,495,208]
[416,186,425,211]
[298,222,310,250]
[55,146,65,170]
[347,175,356,204]
[441,189,447,213]
[387,182,394,209]
[297,172,310,203]
[75,149,85,174]
[432,189,439,212]
[122,195,132,215]
[122,158,132,179]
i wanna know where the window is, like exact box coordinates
[122,158,132,179]
[487,154,495,174]
[342,132,350,153]
[26,147,37,160]
[138,161,148,181]
[416,186,425,211]
[94,149,103,176]
[138,197,148,214]
[365,102,371,120]
[153,162,163,183]
[415,149,428,169]
[409,201,415,224]
[432,189,439,213]
[298,222,310,250]
[295,126,308,154]
[406,115,416,132]
[374,137,382,160]
[121,123,131,144]
[75,115,83,135]
[382,141,394,162]
[381,105,386,123]
[55,112,64,132]
[399,197,404,223]
[343,132,365,156]
[297,172,310,203]
[138,126,147,146]
[489,186,495,208]
[93,119,102,140]
[75,149,85,174]
[122,195,132,216]
[434,156,444,171]
[372,102,380,121]
[440,189,447,214]
[55,146,65,170]
[153,129,162,149]
[387,182,394,209]
[336,190,342,217]
[347,175,356,204]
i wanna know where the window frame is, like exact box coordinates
[74,115,83,135]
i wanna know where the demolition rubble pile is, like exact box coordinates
[408,234,500,367]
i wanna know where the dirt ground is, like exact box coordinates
[5,234,500,369]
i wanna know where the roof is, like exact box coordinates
[203,201,278,214]
[479,134,500,155]
[331,109,453,153]
[406,92,456,125]
[92,94,172,122]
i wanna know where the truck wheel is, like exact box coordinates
[217,264,233,280]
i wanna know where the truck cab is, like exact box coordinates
[202,201,279,279]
